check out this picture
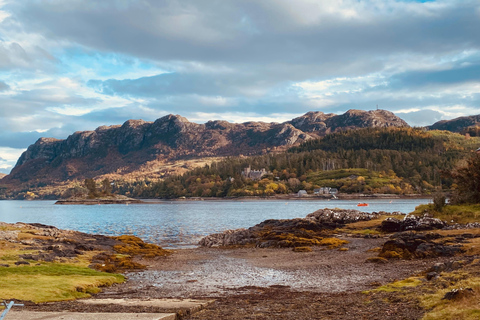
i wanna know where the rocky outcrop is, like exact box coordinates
[199,208,379,248]
[379,231,464,259]
[288,109,408,137]
[428,114,480,133]
[5,109,408,184]
[380,215,446,232]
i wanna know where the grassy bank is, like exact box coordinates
[411,203,480,224]
[0,222,169,304]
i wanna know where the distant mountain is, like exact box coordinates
[288,109,408,137]
[0,173,6,180]
[3,109,408,185]
[428,114,480,134]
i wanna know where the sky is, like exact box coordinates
[1,0,480,174]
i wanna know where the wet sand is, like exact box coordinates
[99,237,443,299]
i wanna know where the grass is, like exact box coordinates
[337,214,404,236]
[0,263,124,303]
[367,259,480,319]
[370,277,424,293]
[0,223,129,303]
[419,272,480,320]
[113,235,172,258]
[411,204,480,224]
[364,276,424,293]
[318,237,348,249]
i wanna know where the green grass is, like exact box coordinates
[411,204,480,224]
[0,263,124,303]
[370,277,424,293]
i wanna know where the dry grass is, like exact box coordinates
[292,247,312,252]
[411,204,480,225]
[420,271,480,320]
[367,259,480,319]
[113,235,172,258]
[337,215,404,236]
[318,237,349,249]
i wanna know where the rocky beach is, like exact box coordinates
[2,207,480,319]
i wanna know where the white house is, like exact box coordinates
[297,190,308,197]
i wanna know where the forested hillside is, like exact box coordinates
[113,128,480,198]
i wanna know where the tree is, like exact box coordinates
[102,178,112,196]
[450,153,480,204]
[84,178,98,198]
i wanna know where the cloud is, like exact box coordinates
[0,80,9,91]
[0,0,480,168]
[0,147,26,174]
[396,109,444,127]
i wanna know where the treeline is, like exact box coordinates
[291,127,442,153]
[114,128,480,198]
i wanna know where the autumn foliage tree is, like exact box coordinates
[450,153,480,204]
[84,178,99,198]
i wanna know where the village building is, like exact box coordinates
[314,187,333,195]
[241,166,268,180]
[297,190,308,197]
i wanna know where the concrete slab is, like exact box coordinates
[5,311,176,320]
[80,298,214,313]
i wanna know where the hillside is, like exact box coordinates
[2,109,407,188]
[428,114,480,135]
[120,127,480,199]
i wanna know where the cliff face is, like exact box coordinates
[428,114,480,133]
[5,109,408,184]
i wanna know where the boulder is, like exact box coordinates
[199,208,375,248]
[380,215,446,232]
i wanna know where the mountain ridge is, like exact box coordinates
[428,114,480,134]
[4,109,407,185]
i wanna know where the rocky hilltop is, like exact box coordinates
[4,109,407,184]
[428,114,480,133]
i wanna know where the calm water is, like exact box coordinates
[0,199,430,248]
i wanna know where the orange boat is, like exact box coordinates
[357,203,369,207]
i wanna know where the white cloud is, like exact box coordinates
[0,146,26,173]
[189,111,300,124]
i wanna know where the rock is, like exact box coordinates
[0,264,9,267]
[426,272,438,280]
[442,288,474,300]
[379,233,463,259]
[380,218,403,232]
[306,208,380,226]
[380,215,446,232]
[15,260,30,265]
[430,262,447,273]
[200,208,374,248]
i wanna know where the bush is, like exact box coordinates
[433,193,446,212]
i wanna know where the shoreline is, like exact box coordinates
[140,193,432,203]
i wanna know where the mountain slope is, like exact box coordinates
[428,114,480,134]
[4,109,408,185]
